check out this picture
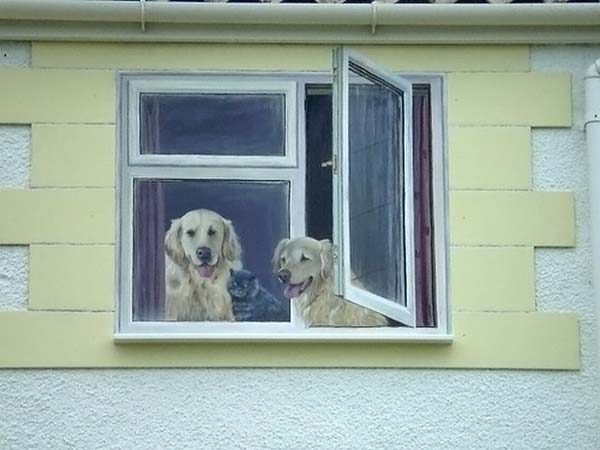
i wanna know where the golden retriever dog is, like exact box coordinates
[164,209,242,321]
[272,237,388,327]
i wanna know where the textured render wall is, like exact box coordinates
[0,43,598,449]
[0,43,30,311]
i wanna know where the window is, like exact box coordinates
[332,49,417,326]
[115,47,450,341]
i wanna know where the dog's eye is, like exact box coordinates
[280,256,286,264]
[301,254,310,262]
[186,229,195,237]
[208,227,216,237]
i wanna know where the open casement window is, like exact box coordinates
[332,48,416,327]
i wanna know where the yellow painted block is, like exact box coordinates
[29,245,114,311]
[448,73,571,127]
[0,190,573,246]
[0,69,114,124]
[32,43,530,72]
[0,311,579,369]
[26,246,534,313]
[31,124,115,188]
[450,191,575,246]
[0,189,115,244]
[449,126,531,190]
[451,246,535,311]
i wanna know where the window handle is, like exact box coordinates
[320,156,338,174]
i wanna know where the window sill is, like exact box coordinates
[113,329,454,344]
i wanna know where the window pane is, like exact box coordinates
[132,179,290,322]
[140,93,286,157]
[348,80,405,306]
[306,83,434,325]
[305,87,334,241]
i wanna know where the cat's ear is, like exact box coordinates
[165,217,187,267]
[272,238,290,271]
[319,239,333,280]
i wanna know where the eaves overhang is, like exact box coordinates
[1,1,600,44]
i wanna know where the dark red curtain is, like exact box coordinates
[132,101,166,321]
[413,86,436,327]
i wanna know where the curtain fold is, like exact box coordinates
[413,87,436,327]
[133,165,167,322]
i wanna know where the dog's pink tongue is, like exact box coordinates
[197,265,215,278]
[283,283,303,299]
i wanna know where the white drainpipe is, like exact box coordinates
[585,59,600,354]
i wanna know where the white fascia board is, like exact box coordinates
[0,2,600,44]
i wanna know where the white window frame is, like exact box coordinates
[128,77,298,168]
[114,65,451,343]
[332,47,416,327]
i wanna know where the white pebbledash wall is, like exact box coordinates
[0,43,598,450]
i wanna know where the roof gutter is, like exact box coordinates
[1,1,599,26]
[585,60,600,358]
[0,1,600,44]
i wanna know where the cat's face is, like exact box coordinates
[228,269,258,298]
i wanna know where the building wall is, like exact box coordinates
[0,42,579,368]
[0,42,597,448]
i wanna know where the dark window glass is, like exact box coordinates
[132,179,290,322]
[140,93,286,157]
[347,80,405,307]
[305,83,436,327]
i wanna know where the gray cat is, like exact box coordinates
[227,269,289,322]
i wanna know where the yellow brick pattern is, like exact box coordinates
[31,123,533,191]
[0,189,115,244]
[0,189,575,247]
[0,43,579,369]
[32,43,530,72]
[29,245,115,311]
[31,244,534,313]
[0,69,115,124]
[31,124,115,187]
[451,247,535,312]
[450,191,575,246]
[0,311,579,369]
[448,73,571,127]
[449,126,531,190]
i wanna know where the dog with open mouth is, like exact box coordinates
[272,237,388,327]
[164,209,242,321]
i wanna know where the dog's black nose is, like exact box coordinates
[278,269,291,284]
[196,247,212,262]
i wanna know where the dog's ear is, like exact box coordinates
[319,239,333,280]
[272,238,290,272]
[222,219,242,265]
[165,217,187,267]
